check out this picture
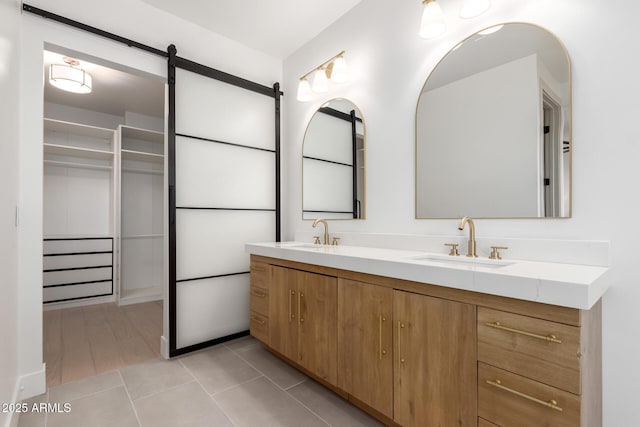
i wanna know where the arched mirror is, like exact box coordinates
[303,99,365,219]
[416,23,571,218]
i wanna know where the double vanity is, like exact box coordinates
[246,240,607,427]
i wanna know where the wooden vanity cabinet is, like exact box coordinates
[393,289,477,427]
[269,266,337,384]
[249,255,602,427]
[337,279,394,419]
[337,279,476,427]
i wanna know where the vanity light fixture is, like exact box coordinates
[418,0,491,39]
[419,0,446,39]
[49,57,92,94]
[296,51,349,102]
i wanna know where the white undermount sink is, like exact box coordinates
[410,254,513,269]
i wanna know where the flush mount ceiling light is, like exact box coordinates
[418,0,491,39]
[49,57,92,94]
[296,51,349,102]
[460,0,491,19]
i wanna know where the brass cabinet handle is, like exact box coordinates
[486,379,563,412]
[397,321,405,368]
[250,315,265,325]
[379,315,387,360]
[298,293,304,324]
[289,290,295,322]
[251,289,267,298]
[485,321,562,344]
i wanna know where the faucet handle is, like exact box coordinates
[313,236,321,245]
[489,246,508,260]
[444,243,460,256]
[331,237,340,246]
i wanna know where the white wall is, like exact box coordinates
[417,54,540,217]
[283,0,640,425]
[0,1,21,425]
[18,0,281,400]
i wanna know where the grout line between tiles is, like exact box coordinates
[208,396,239,427]
[127,378,197,403]
[117,370,142,427]
[49,382,124,404]
[209,374,265,397]
[283,378,309,391]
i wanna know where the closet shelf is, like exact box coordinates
[122,234,163,239]
[121,149,164,163]
[44,118,115,140]
[121,167,163,175]
[44,160,113,171]
[44,143,114,160]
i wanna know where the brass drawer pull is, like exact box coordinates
[251,316,265,325]
[378,315,386,360]
[485,321,562,344]
[397,321,406,368]
[251,289,267,298]
[486,379,563,412]
[289,290,295,321]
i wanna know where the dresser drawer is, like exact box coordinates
[249,311,269,343]
[478,307,581,394]
[250,284,269,316]
[479,363,580,427]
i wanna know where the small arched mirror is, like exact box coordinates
[416,23,571,218]
[303,99,365,219]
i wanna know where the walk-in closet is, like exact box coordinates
[42,48,166,385]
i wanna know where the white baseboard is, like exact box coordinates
[3,364,45,427]
[18,364,46,401]
[160,335,169,359]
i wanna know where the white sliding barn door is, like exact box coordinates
[168,46,280,356]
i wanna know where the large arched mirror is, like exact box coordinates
[416,23,571,218]
[303,99,365,219]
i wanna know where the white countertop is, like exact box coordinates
[246,241,609,310]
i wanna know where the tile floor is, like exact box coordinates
[18,336,385,427]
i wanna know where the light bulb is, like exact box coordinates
[460,0,491,19]
[311,68,329,93]
[419,0,446,39]
[296,78,313,102]
[329,56,349,84]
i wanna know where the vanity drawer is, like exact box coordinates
[478,307,581,394]
[249,311,269,343]
[251,262,271,288]
[250,284,269,316]
[478,363,580,427]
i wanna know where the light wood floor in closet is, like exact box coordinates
[43,300,162,387]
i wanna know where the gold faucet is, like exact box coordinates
[457,216,478,258]
[312,218,329,245]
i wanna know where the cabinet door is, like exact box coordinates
[298,270,337,384]
[269,266,298,362]
[338,279,393,418]
[394,290,477,427]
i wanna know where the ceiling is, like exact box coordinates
[44,1,362,119]
[140,0,362,59]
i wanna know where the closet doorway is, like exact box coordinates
[42,47,167,386]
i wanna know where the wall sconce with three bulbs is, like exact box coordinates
[420,0,491,39]
[296,50,349,102]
